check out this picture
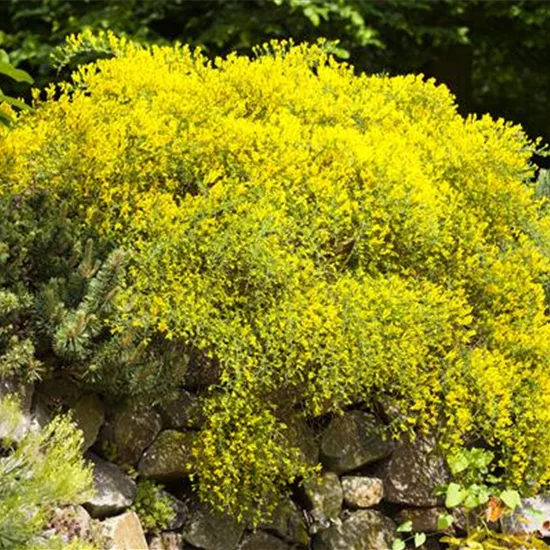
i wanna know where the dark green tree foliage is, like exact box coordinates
[0,56,32,126]
[1,0,549,142]
[0,192,186,397]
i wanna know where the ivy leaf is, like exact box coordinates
[414,532,427,547]
[448,451,469,474]
[445,482,466,508]
[397,520,413,532]
[392,539,406,550]
[464,486,480,510]
[437,513,454,529]
[500,489,521,511]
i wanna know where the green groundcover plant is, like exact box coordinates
[0,397,94,549]
[1,33,550,523]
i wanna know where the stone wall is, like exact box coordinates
[5,376,546,550]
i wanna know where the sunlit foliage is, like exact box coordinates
[1,35,550,521]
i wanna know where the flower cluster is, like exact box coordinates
[2,35,549,519]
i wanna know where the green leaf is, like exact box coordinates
[500,489,521,511]
[448,451,469,474]
[392,539,406,550]
[0,93,30,110]
[0,110,12,127]
[0,62,33,84]
[397,520,413,533]
[469,448,493,470]
[303,6,321,26]
[476,485,490,505]
[463,491,479,509]
[414,532,427,547]
[437,513,454,529]
[445,483,466,508]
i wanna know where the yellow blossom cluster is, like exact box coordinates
[2,34,550,519]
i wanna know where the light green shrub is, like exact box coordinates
[0,396,94,549]
[131,479,176,534]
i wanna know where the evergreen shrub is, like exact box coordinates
[1,34,550,521]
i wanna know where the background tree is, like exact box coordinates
[1,0,549,145]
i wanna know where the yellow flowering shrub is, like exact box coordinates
[2,34,550,520]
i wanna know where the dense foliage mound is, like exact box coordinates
[1,35,550,520]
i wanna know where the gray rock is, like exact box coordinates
[101,511,148,550]
[320,412,393,474]
[149,533,187,550]
[259,499,309,546]
[84,454,137,518]
[184,350,218,390]
[163,490,188,530]
[304,472,343,526]
[72,393,105,451]
[376,436,448,506]
[239,531,291,550]
[100,403,162,466]
[36,376,82,408]
[181,500,244,550]
[313,509,396,550]
[341,477,384,508]
[502,494,550,537]
[138,430,195,481]
[284,415,319,467]
[48,505,93,542]
[396,507,446,532]
[32,397,52,431]
[159,390,204,430]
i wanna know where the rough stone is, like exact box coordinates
[181,499,245,550]
[48,505,93,543]
[138,430,195,481]
[72,393,105,451]
[320,411,393,474]
[36,375,82,408]
[32,396,52,431]
[148,533,185,550]
[259,499,309,546]
[158,390,204,430]
[239,531,291,550]
[101,511,148,550]
[376,436,448,506]
[341,476,384,508]
[100,403,162,465]
[304,472,343,526]
[284,415,319,467]
[396,507,446,532]
[501,494,550,537]
[84,453,137,518]
[163,490,188,530]
[313,509,396,550]
[184,349,219,390]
